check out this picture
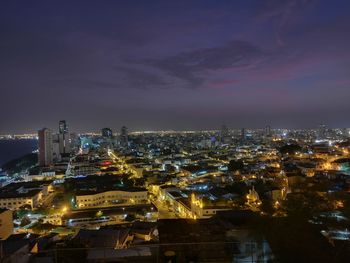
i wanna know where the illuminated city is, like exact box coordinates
[1,1,350,262]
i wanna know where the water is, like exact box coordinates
[0,139,38,166]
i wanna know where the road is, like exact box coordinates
[41,192,58,208]
[152,199,178,219]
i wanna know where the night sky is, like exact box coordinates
[1,0,350,133]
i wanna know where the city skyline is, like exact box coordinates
[1,2,350,261]
[1,124,350,137]
[1,0,350,133]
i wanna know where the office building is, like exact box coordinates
[52,133,61,162]
[102,128,113,138]
[58,120,71,155]
[241,128,246,140]
[220,124,230,144]
[120,126,128,147]
[59,120,68,134]
[265,125,272,137]
[318,124,327,140]
[38,128,53,166]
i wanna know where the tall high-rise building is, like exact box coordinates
[265,125,272,137]
[59,120,68,134]
[58,120,71,154]
[38,128,53,166]
[120,126,128,147]
[58,120,68,134]
[318,124,327,140]
[220,124,230,144]
[52,134,61,162]
[70,132,79,148]
[241,128,246,140]
[102,128,113,138]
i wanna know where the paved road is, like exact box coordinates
[152,200,178,219]
[41,192,58,208]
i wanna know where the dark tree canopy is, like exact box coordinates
[228,160,244,172]
[279,144,302,155]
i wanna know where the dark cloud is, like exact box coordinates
[145,41,265,88]
[0,0,350,132]
[115,66,168,90]
[256,0,318,45]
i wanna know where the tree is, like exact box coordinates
[165,164,176,173]
[1,153,38,175]
[260,200,274,215]
[125,214,136,222]
[32,222,55,234]
[20,216,31,227]
[228,160,244,172]
[282,191,332,219]
[279,144,302,155]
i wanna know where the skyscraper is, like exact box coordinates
[220,124,230,143]
[58,120,71,155]
[265,125,272,137]
[318,124,327,140]
[241,128,246,140]
[120,126,128,147]
[52,133,61,162]
[38,128,53,166]
[59,120,68,134]
[102,128,113,138]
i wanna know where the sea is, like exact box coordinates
[0,139,38,167]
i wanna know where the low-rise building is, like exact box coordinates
[0,209,13,240]
[75,188,148,209]
[191,193,232,219]
[71,228,132,249]
[63,204,158,227]
[0,181,52,210]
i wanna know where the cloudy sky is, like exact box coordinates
[1,0,350,133]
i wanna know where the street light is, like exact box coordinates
[61,206,68,214]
